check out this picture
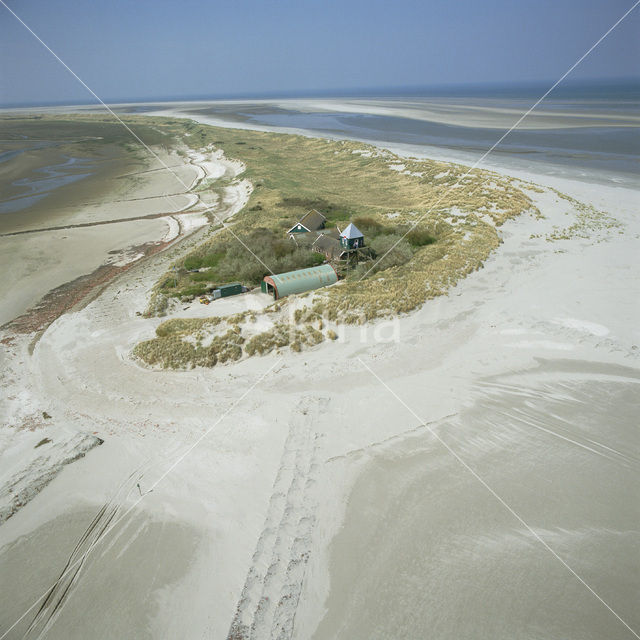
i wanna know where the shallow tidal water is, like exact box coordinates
[0,154,95,215]
[123,84,640,186]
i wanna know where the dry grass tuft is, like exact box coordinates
[134,320,242,369]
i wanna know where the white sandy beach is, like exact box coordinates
[0,119,638,640]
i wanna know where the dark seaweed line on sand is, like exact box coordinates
[0,211,183,237]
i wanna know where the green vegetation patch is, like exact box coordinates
[133,311,329,369]
[159,228,325,299]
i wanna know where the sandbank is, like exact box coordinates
[0,116,638,639]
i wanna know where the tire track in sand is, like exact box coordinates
[227,398,325,640]
[21,460,156,639]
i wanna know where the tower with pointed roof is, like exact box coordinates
[339,222,365,250]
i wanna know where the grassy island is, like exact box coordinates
[132,117,540,368]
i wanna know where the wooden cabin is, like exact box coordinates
[287,210,327,235]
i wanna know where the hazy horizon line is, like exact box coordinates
[2,76,638,110]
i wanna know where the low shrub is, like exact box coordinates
[368,234,413,271]
[201,251,225,268]
[160,276,178,290]
[144,291,169,317]
[294,306,321,324]
[184,256,203,270]
[244,323,291,356]
[211,330,244,363]
[134,336,213,369]
[155,317,220,337]
[179,229,324,287]
[353,216,384,235]
[406,228,437,247]
[303,325,324,346]
[189,269,217,282]
[173,284,208,298]
[136,321,241,369]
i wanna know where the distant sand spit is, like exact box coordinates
[103,96,640,131]
[123,97,640,186]
[24,95,638,131]
[276,97,640,130]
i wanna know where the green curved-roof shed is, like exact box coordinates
[263,264,338,299]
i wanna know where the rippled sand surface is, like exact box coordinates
[314,361,640,640]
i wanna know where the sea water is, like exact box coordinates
[125,81,639,186]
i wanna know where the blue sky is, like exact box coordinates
[1,0,638,105]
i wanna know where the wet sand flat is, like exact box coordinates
[0,117,198,235]
[0,116,211,326]
[0,145,196,235]
[0,218,168,326]
[0,506,201,639]
[313,362,640,640]
[0,121,139,235]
